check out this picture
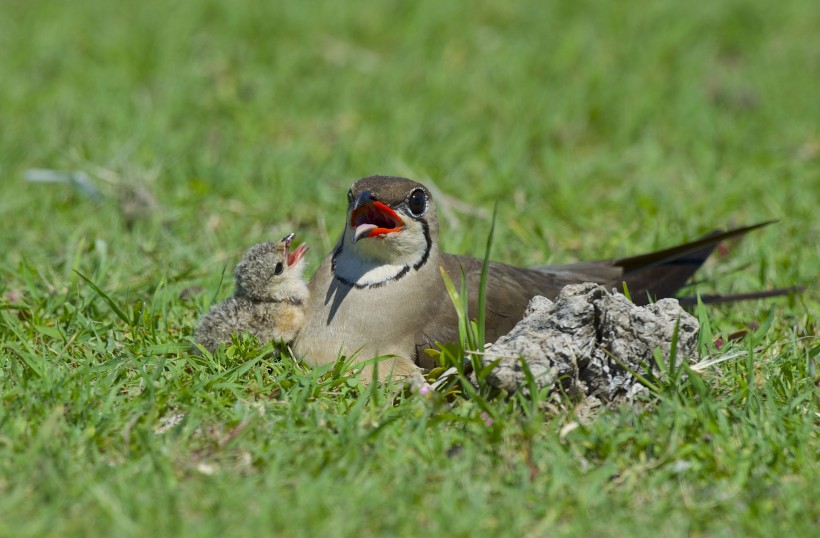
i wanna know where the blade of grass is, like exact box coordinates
[75,270,133,326]
[476,204,497,347]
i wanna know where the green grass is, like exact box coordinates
[1,0,818,535]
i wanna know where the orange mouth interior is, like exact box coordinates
[350,201,403,239]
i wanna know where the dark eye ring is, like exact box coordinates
[274,262,284,275]
[406,188,427,216]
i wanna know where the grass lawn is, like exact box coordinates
[1,0,817,535]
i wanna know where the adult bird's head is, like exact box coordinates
[333,176,439,287]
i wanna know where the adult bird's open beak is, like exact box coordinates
[349,190,403,242]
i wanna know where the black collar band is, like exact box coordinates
[330,216,433,289]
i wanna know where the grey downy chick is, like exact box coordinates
[195,233,309,353]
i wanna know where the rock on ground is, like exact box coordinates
[481,283,699,401]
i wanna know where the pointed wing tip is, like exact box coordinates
[676,285,805,306]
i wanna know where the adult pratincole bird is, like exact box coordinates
[195,233,309,353]
[294,175,789,378]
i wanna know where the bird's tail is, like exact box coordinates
[615,221,798,305]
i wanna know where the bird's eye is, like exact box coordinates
[406,188,427,216]
[347,189,354,205]
[274,262,284,275]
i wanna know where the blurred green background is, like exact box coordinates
[2,0,817,271]
[0,0,817,535]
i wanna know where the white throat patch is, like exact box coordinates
[333,216,431,288]
[333,251,412,287]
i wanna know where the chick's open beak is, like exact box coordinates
[281,233,308,266]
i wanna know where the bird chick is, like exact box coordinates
[195,233,309,353]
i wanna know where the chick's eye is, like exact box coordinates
[407,189,427,216]
[347,189,354,205]
[274,262,284,275]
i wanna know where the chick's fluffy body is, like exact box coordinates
[195,240,308,353]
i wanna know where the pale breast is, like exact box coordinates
[294,256,429,377]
